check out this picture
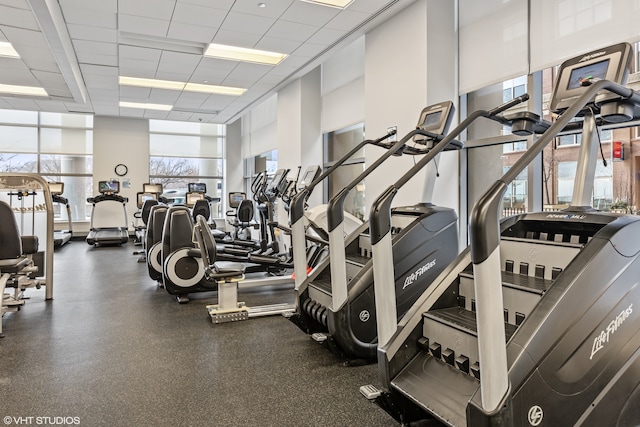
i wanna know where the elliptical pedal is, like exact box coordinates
[311,332,328,343]
[359,384,382,400]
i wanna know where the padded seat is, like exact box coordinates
[0,257,30,274]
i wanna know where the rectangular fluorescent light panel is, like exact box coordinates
[119,101,172,111]
[0,42,19,58]
[0,83,47,96]
[119,76,246,96]
[204,43,287,65]
[300,0,354,8]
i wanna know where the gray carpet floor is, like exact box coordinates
[0,240,398,426]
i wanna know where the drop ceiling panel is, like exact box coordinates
[292,42,327,58]
[1,26,47,49]
[148,88,181,104]
[325,9,370,31]
[75,51,117,67]
[219,12,277,37]
[211,29,262,49]
[189,68,232,84]
[89,88,119,101]
[0,5,40,30]
[167,110,193,121]
[167,22,217,44]
[1,67,39,85]
[1,0,30,9]
[175,91,208,107]
[118,14,170,38]
[265,20,319,42]
[118,58,159,75]
[60,8,117,28]
[72,40,117,56]
[4,97,40,110]
[58,0,116,15]
[119,85,152,99]
[254,36,302,54]
[349,0,395,13]
[172,2,227,28]
[118,0,175,21]
[177,0,234,9]
[157,51,202,75]
[119,45,162,62]
[306,27,347,45]
[67,24,117,43]
[35,99,67,111]
[80,64,118,77]
[230,0,293,18]
[82,73,117,90]
[281,1,340,26]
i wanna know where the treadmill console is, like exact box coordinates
[188,182,207,193]
[550,42,632,114]
[413,101,455,147]
[98,180,120,194]
[48,182,64,196]
[143,183,163,194]
[229,192,246,209]
[137,192,158,209]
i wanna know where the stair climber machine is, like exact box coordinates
[86,180,129,246]
[288,103,466,362]
[48,182,72,248]
[362,42,640,427]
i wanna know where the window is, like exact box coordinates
[0,109,93,222]
[149,120,224,217]
[323,123,366,221]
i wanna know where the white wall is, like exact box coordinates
[89,116,149,233]
[364,0,458,215]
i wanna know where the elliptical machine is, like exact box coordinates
[363,43,640,427]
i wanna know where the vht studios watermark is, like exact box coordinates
[3,416,80,426]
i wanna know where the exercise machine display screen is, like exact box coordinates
[229,192,245,208]
[48,182,64,195]
[137,192,158,208]
[98,180,120,194]
[266,169,288,195]
[413,101,455,145]
[567,59,610,90]
[143,183,163,194]
[186,192,205,207]
[418,110,442,128]
[550,42,632,113]
[188,182,207,193]
[299,166,321,189]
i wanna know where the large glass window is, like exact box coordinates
[0,109,93,222]
[323,123,366,221]
[149,120,224,217]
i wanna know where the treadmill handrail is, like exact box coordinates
[468,80,640,413]
[289,129,397,225]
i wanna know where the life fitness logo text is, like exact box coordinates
[590,303,633,360]
[403,259,436,289]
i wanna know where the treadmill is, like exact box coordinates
[48,181,72,248]
[86,180,129,246]
[363,42,640,427]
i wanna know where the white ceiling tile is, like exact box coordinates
[265,19,318,42]
[199,94,235,108]
[172,2,227,27]
[0,97,14,108]
[305,27,346,45]
[118,57,158,74]
[324,9,370,31]
[118,106,145,117]
[143,109,170,119]
[175,91,208,106]
[0,67,39,85]
[46,87,73,98]
[118,0,175,21]
[0,56,31,70]
[154,71,193,82]
[199,57,238,71]
[63,102,94,112]
[230,0,294,18]
[118,14,170,38]
[0,7,39,30]
[79,64,118,76]
[75,51,117,66]
[189,67,232,84]
[281,1,339,26]
[348,0,394,13]
[73,40,118,56]
[291,42,327,58]
[31,70,67,86]
[82,73,118,90]
[119,45,162,62]
[4,97,41,110]
[166,22,217,44]
[1,0,30,9]
[167,110,193,121]
[1,26,47,49]
[157,50,202,75]
[20,53,60,73]
[148,88,181,103]
[119,86,152,99]
[92,104,120,115]
[89,88,119,101]
[279,54,313,68]
[211,29,262,49]
[67,24,117,43]
[59,0,117,15]
[60,8,117,29]
[253,36,301,54]
[220,12,277,36]
[177,0,234,10]
[35,99,68,112]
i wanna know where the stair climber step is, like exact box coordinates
[345,253,371,267]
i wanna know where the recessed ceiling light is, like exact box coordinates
[204,43,287,65]
[300,0,353,8]
[0,83,47,96]
[119,76,246,96]
[0,42,19,58]
[119,101,172,111]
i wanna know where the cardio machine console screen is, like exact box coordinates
[98,180,120,194]
[188,182,207,193]
[228,192,245,208]
[185,192,204,207]
[137,192,158,208]
[48,182,64,196]
[413,101,455,146]
[143,183,163,194]
[266,169,288,195]
[298,166,321,190]
[550,42,632,113]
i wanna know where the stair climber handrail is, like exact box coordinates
[468,80,640,414]
[290,129,396,291]
[368,94,531,355]
[326,128,441,311]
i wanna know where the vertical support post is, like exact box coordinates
[328,224,348,311]
[371,231,397,348]
[571,111,599,207]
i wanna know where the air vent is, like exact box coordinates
[118,31,206,55]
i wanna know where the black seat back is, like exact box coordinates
[237,199,254,224]
[0,200,22,259]
[194,215,217,267]
[146,205,168,251]
[192,199,210,222]
[141,199,159,225]
[161,206,194,265]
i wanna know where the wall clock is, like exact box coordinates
[115,163,128,176]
